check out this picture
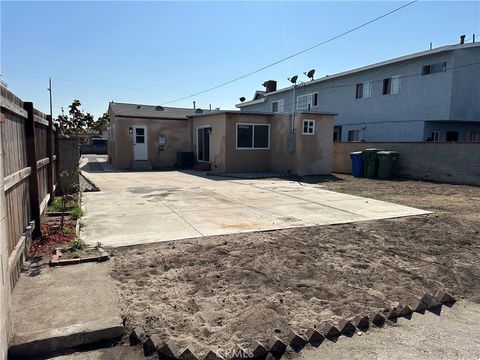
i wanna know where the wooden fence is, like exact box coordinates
[1,85,58,290]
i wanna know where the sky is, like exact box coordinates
[1,1,479,119]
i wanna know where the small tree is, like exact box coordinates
[55,99,95,136]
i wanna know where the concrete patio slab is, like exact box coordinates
[80,157,431,247]
[9,261,123,358]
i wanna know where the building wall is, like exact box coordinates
[332,142,480,186]
[240,45,480,142]
[192,112,335,175]
[110,117,191,169]
[191,113,227,172]
[423,121,480,142]
[224,114,272,173]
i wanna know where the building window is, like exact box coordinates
[467,131,480,142]
[431,131,440,142]
[271,99,284,113]
[297,93,318,110]
[333,126,342,142]
[383,75,401,95]
[302,119,315,135]
[348,130,360,142]
[236,124,270,149]
[422,62,447,75]
[356,81,372,99]
[446,131,459,142]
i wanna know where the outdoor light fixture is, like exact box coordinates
[129,127,133,134]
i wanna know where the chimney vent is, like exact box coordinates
[262,80,277,93]
[460,35,466,44]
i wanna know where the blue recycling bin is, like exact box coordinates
[350,151,364,177]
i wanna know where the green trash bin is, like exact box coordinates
[362,148,384,178]
[377,151,400,179]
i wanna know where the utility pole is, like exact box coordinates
[47,77,53,119]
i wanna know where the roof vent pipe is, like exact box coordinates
[193,101,196,109]
[460,35,465,44]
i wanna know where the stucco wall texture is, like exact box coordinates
[333,142,480,186]
[192,113,335,175]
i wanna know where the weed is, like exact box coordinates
[109,248,118,257]
[71,206,84,219]
[48,197,64,212]
[63,238,85,252]
[95,242,102,250]
[63,226,74,234]
[73,251,80,258]
[79,221,86,229]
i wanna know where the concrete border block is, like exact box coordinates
[129,327,146,345]
[267,336,287,359]
[158,340,178,360]
[288,330,307,352]
[434,290,456,305]
[367,312,385,327]
[143,334,161,356]
[414,293,442,313]
[251,340,268,359]
[179,346,199,360]
[305,328,324,347]
[351,315,369,330]
[337,319,356,335]
[320,322,341,339]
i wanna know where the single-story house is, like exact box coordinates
[107,102,336,175]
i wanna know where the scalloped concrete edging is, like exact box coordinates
[128,289,456,360]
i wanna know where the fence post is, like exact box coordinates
[46,115,53,203]
[23,102,41,238]
[54,128,59,193]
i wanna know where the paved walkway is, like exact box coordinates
[9,261,123,358]
[80,157,430,247]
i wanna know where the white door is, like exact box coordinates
[133,126,148,160]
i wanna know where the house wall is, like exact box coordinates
[192,113,227,172]
[332,142,480,186]
[110,117,191,169]
[241,45,480,142]
[224,114,272,173]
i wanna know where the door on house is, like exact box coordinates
[197,126,211,162]
[446,131,459,142]
[133,126,148,160]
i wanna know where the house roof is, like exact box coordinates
[236,42,480,107]
[188,110,337,118]
[109,102,200,120]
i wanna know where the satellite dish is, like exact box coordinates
[304,69,315,80]
[288,75,298,84]
[239,97,246,102]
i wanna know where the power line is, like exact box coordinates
[161,0,418,105]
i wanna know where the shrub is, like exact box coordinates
[71,206,84,219]
[48,197,64,212]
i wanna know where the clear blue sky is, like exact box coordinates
[1,1,479,119]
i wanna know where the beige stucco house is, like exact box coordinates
[108,102,336,175]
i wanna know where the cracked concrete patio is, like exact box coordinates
[80,156,430,247]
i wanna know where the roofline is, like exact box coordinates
[188,110,337,118]
[252,42,480,98]
[115,114,189,120]
[235,98,267,108]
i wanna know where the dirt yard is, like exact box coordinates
[110,175,480,356]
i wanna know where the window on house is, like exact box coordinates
[422,62,447,75]
[467,131,480,142]
[348,130,360,142]
[356,82,372,99]
[236,124,270,149]
[302,119,315,135]
[297,93,318,110]
[333,126,342,142]
[383,76,401,95]
[271,99,284,113]
[431,131,440,142]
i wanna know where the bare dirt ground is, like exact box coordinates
[110,175,480,356]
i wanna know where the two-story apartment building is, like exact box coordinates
[236,42,480,142]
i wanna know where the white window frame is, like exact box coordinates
[431,131,440,142]
[296,92,318,110]
[271,99,284,113]
[236,123,270,150]
[356,81,372,99]
[302,119,315,135]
